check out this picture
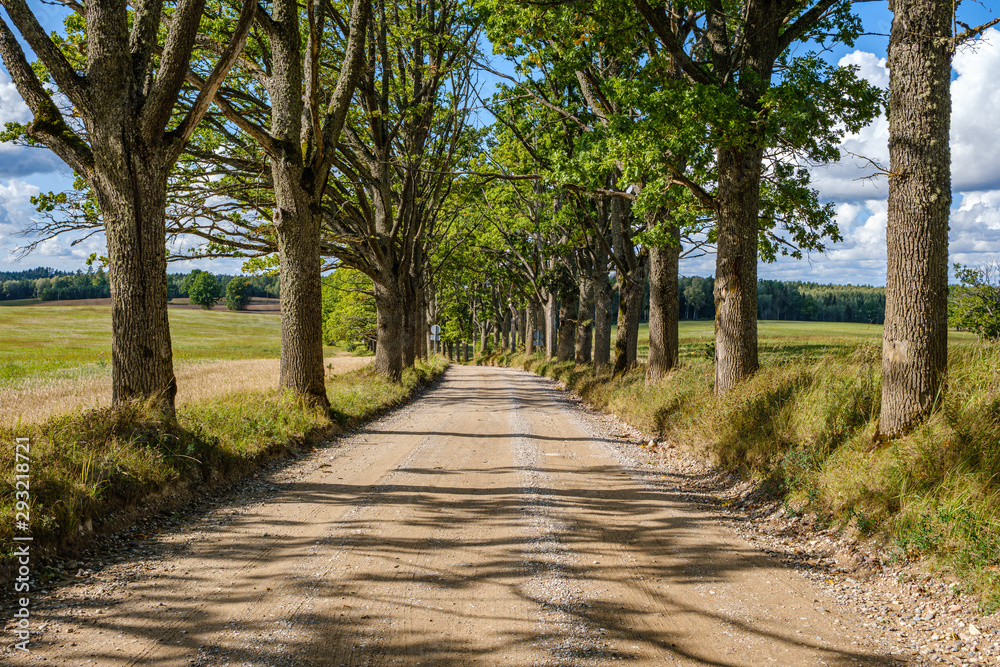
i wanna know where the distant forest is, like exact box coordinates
[1,267,887,324]
[675,277,887,324]
[0,267,280,303]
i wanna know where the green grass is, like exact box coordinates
[0,357,449,564]
[497,321,1000,609]
[617,320,979,364]
[0,305,340,389]
[0,298,42,306]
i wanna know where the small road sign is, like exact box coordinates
[532,330,543,346]
[430,324,441,335]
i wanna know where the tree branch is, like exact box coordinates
[168,0,256,159]
[777,0,840,54]
[0,14,94,175]
[129,0,166,90]
[630,0,715,86]
[0,0,90,110]
[955,17,1000,49]
[314,0,371,177]
[143,0,207,139]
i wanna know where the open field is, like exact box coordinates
[1,356,372,425]
[618,319,979,362]
[0,304,339,384]
[0,304,367,425]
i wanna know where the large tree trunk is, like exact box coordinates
[878,0,952,438]
[273,164,328,408]
[713,146,762,393]
[502,309,511,352]
[373,279,404,381]
[710,1,786,394]
[269,3,329,408]
[613,257,648,374]
[576,257,594,363]
[593,255,612,371]
[543,292,558,359]
[519,308,527,351]
[97,158,177,418]
[417,284,428,360]
[525,297,538,354]
[401,277,417,369]
[510,306,524,354]
[628,257,647,366]
[557,293,578,362]
[647,226,680,382]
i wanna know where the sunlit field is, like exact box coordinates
[612,320,980,363]
[0,305,363,425]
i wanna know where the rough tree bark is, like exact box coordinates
[878,0,953,438]
[525,297,538,354]
[647,224,681,382]
[575,257,594,364]
[544,292,558,359]
[401,276,417,369]
[710,0,790,394]
[417,284,428,360]
[502,309,511,352]
[713,145,762,393]
[557,292,578,362]
[238,0,367,407]
[610,196,646,374]
[373,278,404,381]
[593,244,613,371]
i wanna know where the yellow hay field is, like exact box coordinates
[1,356,371,426]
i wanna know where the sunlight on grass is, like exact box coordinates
[0,305,341,392]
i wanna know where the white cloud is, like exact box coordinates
[0,72,65,177]
[814,32,1000,201]
[951,29,1000,192]
[840,50,889,89]
[0,178,41,256]
[810,52,890,202]
[0,71,31,126]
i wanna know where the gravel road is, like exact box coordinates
[3,365,908,666]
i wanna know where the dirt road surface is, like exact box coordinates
[5,365,904,666]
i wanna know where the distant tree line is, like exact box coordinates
[0,267,279,304]
[1,267,110,301]
[672,278,886,324]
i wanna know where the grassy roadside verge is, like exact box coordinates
[484,343,1000,609]
[0,358,448,570]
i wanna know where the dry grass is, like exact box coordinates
[0,357,448,566]
[0,356,371,426]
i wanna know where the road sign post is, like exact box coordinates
[430,324,442,355]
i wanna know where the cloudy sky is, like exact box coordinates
[0,3,997,284]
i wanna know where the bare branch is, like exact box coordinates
[955,17,1000,48]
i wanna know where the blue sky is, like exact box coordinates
[0,1,998,284]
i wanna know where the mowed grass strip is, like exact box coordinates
[0,358,449,567]
[492,321,1000,609]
